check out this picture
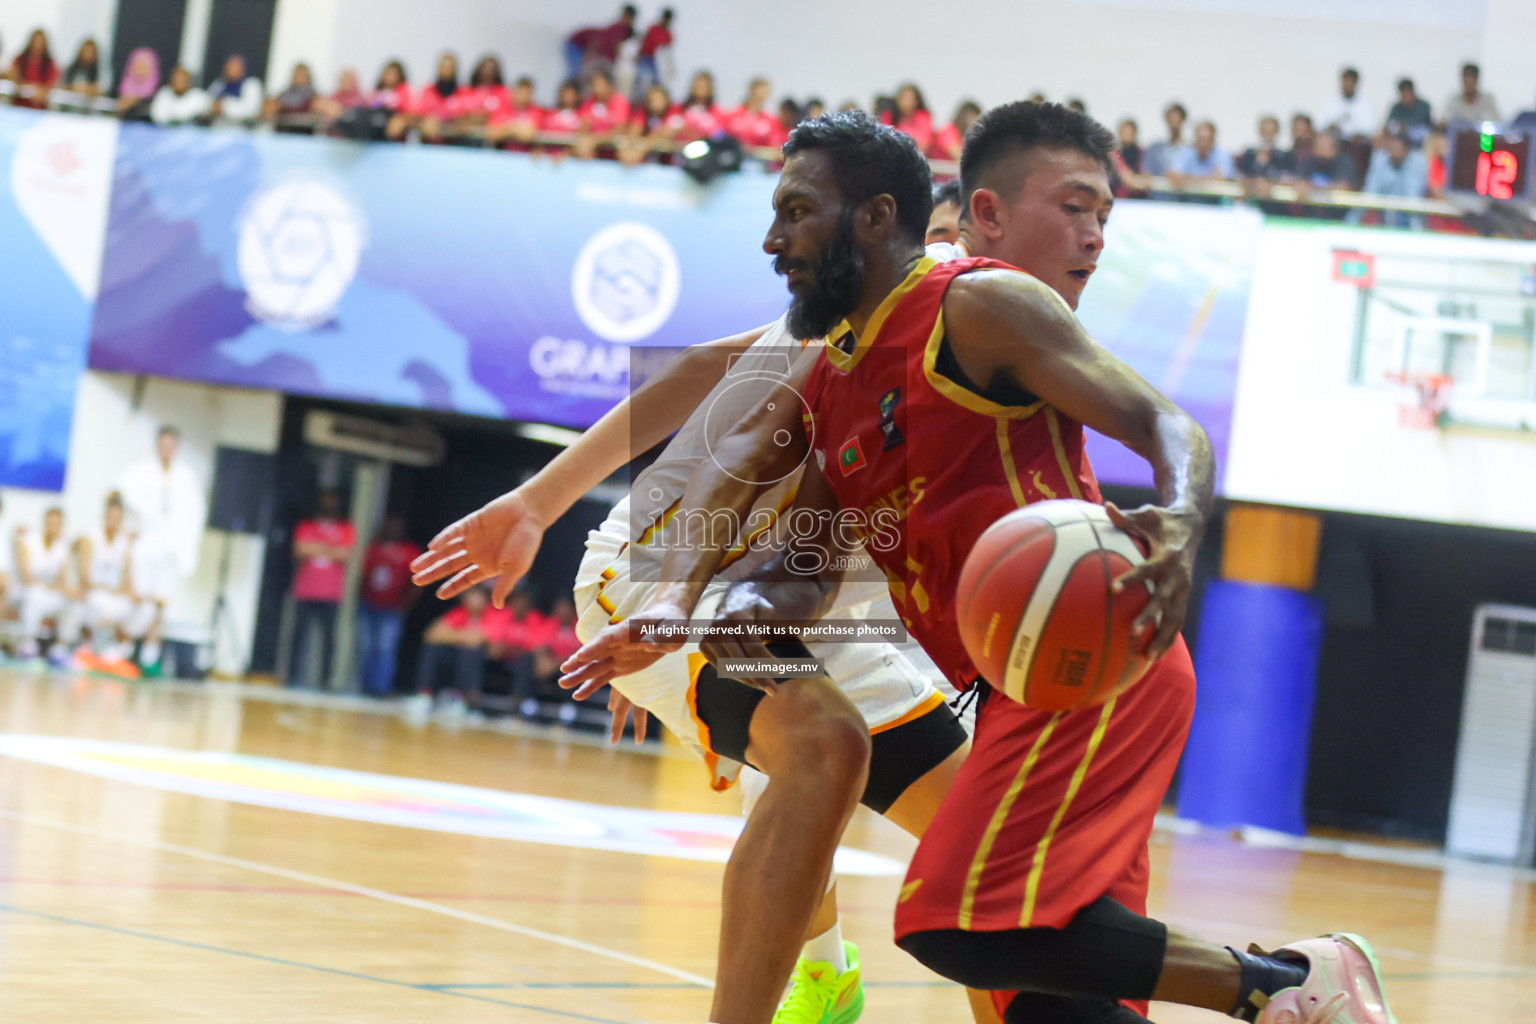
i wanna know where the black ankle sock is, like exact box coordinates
[1225,945,1309,1022]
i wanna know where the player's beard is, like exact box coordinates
[783,212,867,342]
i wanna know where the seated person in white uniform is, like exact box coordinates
[16,507,79,660]
[75,492,151,668]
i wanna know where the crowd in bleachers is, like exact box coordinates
[3,11,1529,224]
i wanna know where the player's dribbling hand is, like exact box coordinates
[410,490,547,606]
[700,583,793,694]
[557,601,691,700]
[607,687,649,745]
[1105,501,1203,660]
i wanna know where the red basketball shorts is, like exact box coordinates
[893,636,1197,1018]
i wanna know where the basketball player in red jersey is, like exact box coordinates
[567,106,1394,1024]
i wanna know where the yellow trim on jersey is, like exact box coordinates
[635,499,684,547]
[957,712,1062,930]
[717,485,800,573]
[1018,699,1118,927]
[868,689,946,736]
[923,313,1046,420]
[1045,408,1085,500]
[996,418,1028,507]
[823,257,938,372]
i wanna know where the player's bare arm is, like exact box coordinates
[700,458,850,692]
[412,322,773,604]
[556,347,817,695]
[943,268,1216,657]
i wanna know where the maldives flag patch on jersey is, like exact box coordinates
[838,437,868,476]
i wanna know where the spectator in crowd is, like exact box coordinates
[930,99,980,161]
[1109,117,1147,195]
[15,507,76,666]
[634,8,674,99]
[313,68,366,120]
[150,64,210,125]
[1066,97,1087,116]
[287,489,356,689]
[1171,119,1234,185]
[803,97,825,120]
[726,77,787,151]
[413,51,463,142]
[1320,67,1375,140]
[1027,91,1047,104]
[565,5,637,84]
[1294,130,1357,218]
[677,70,722,140]
[72,491,143,678]
[62,38,104,97]
[489,76,545,150]
[521,597,583,720]
[10,29,59,109]
[412,587,494,716]
[1443,61,1498,127]
[370,59,413,141]
[1237,114,1293,198]
[1424,131,1450,198]
[926,179,963,245]
[776,96,802,135]
[1116,117,1142,173]
[543,78,584,141]
[265,62,317,130]
[115,47,160,120]
[1289,112,1317,166]
[117,425,205,673]
[575,67,631,157]
[357,515,421,698]
[620,82,681,164]
[1142,101,1190,176]
[888,82,933,152]
[1351,131,1427,229]
[1385,77,1433,146]
[208,53,263,123]
[460,54,512,126]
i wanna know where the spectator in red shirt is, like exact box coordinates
[540,78,584,157]
[520,597,584,719]
[620,83,683,165]
[677,70,722,141]
[575,68,630,158]
[633,8,674,100]
[929,99,980,162]
[369,60,413,141]
[413,51,462,143]
[458,54,511,127]
[565,5,637,84]
[888,82,934,152]
[287,490,357,689]
[10,29,59,109]
[356,516,422,697]
[413,587,493,713]
[489,76,544,150]
[726,77,787,152]
[314,68,366,121]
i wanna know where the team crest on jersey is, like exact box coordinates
[880,418,905,451]
[879,388,901,419]
[838,437,868,476]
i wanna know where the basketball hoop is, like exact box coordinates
[1385,371,1453,429]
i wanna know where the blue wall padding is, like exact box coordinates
[1176,580,1324,835]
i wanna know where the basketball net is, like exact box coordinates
[1385,371,1453,429]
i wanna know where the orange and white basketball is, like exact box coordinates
[956,499,1154,711]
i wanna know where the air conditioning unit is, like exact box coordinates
[1446,604,1536,864]
[302,411,445,467]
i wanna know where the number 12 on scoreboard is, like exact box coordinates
[1477,149,1519,200]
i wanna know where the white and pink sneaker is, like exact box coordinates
[1256,933,1397,1024]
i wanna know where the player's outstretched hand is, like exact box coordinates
[558,601,691,700]
[411,490,546,606]
[607,688,649,745]
[1105,501,1202,660]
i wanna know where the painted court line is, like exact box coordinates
[0,808,715,989]
[0,902,634,1024]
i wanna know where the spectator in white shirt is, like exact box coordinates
[1442,62,1499,127]
[150,65,210,125]
[1320,67,1375,140]
[208,53,264,123]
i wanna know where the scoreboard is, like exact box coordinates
[1448,127,1534,202]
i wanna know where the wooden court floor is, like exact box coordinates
[0,670,1529,1023]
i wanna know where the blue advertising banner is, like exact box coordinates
[0,108,115,490]
[89,125,791,427]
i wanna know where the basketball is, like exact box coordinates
[956,499,1154,711]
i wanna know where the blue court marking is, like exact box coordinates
[0,903,632,1023]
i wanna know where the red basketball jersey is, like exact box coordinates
[803,256,1101,690]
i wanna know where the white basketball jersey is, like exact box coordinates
[25,535,69,585]
[88,529,131,590]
